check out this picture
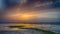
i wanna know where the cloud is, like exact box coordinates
[0,0,60,23]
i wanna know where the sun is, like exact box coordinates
[20,14,34,20]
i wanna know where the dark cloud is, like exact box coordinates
[0,0,60,10]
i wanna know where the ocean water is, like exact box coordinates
[0,24,60,34]
[0,29,43,34]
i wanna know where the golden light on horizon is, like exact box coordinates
[4,11,58,22]
[20,14,34,20]
[5,12,36,21]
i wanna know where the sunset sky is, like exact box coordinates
[0,0,60,23]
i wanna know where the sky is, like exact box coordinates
[0,0,60,24]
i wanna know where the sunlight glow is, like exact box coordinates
[5,12,36,21]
